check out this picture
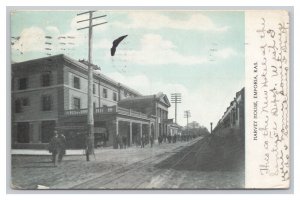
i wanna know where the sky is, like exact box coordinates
[10,10,245,129]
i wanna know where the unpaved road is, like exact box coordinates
[11,136,244,190]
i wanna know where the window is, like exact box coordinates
[103,88,108,98]
[15,99,22,113]
[22,98,29,106]
[42,95,52,111]
[232,109,236,125]
[113,92,117,101]
[93,84,96,94]
[73,97,81,110]
[157,108,161,118]
[41,72,52,87]
[93,102,96,111]
[73,76,80,89]
[17,122,30,143]
[19,78,28,90]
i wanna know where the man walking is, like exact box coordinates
[48,130,67,166]
[57,131,67,162]
[150,134,154,148]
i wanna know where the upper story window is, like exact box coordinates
[73,76,80,89]
[113,92,117,101]
[18,78,28,90]
[15,99,22,113]
[73,97,81,110]
[103,88,108,98]
[42,95,52,111]
[41,72,52,87]
[22,98,29,106]
[93,84,96,94]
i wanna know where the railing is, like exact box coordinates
[64,105,148,119]
[94,106,117,114]
[64,108,88,115]
[117,106,129,115]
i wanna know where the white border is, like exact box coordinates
[2,0,298,199]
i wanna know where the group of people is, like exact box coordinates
[141,134,154,148]
[157,133,193,144]
[115,134,154,149]
[48,130,67,167]
[115,134,128,149]
[47,129,193,166]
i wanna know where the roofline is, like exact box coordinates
[119,93,171,107]
[12,54,142,96]
[119,94,155,102]
[12,54,65,66]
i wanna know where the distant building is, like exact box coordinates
[165,119,180,136]
[213,88,245,137]
[118,93,171,140]
[11,54,171,149]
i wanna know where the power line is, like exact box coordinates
[184,110,191,136]
[76,10,107,161]
[171,93,181,124]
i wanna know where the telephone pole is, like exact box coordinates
[77,11,107,161]
[184,110,191,137]
[171,93,181,124]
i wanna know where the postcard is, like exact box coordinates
[9,9,290,190]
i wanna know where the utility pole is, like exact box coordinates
[77,11,107,161]
[210,122,213,134]
[171,93,181,124]
[184,110,191,138]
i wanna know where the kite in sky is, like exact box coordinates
[111,35,128,56]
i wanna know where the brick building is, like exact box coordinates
[11,54,170,149]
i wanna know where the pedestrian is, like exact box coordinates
[57,131,66,162]
[167,134,171,143]
[150,134,154,147]
[48,130,66,166]
[116,134,123,149]
[141,134,145,148]
[122,135,127,149]
[158,135,162,145]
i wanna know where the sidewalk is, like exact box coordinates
[11,149,86,156]
[11,139,200,156]
[11,146,114,156]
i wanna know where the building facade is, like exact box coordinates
[213,88,245,138]
[118,93,171,142]
[11,54,170,149]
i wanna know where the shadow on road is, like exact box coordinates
[155,135,245,172]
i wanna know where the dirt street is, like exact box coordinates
[11,136,244,190]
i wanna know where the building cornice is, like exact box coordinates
[12,54,142,97]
